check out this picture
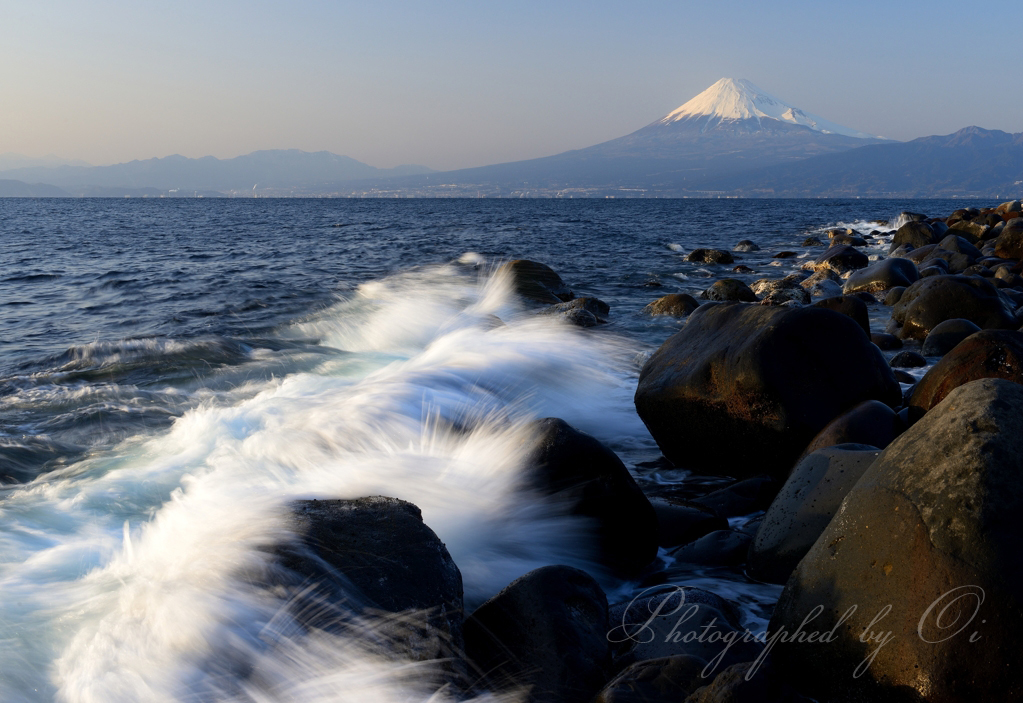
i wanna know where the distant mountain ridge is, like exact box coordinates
[0,150,433,195]
[710,126,1023,197]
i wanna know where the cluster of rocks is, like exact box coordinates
[627,201,1023,701]
[275,207,1023,703]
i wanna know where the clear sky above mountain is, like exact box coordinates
[2,0,1019,171]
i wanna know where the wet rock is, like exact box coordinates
[883,286,907,306]
[937,234,983,259]
[700,279,758,303]
[465,565,609,703]
[920,317,982,356]
[842,257,919,294]
[691,476,777,517]
[594,655,708,703]
[650,499,729,548]
[948,219,989,241]
[806,245,869,275]
[799,399,901,457]
[830,233,867,247]
[668,530,751,567]
[750,278,810,305]
[890,350,926,367]
[870,332,902,350]
[277,497,463,662]
[799,268,841,290]
[644,293,700,318]
[810,295,870,336]
[890,274,1017,340]
[608,588,761,669]
[918,265,945,278]
[526,418,658,576]
[562,308,599,327]
[635,303,900,479]
[536,296,610,321]
[908,329,1023,413]
[893,369,916,384]
[732,264,754,274]
[993,218,1023,259]
[921,247,973,274]
[889,221,937,251]
[769,379,1023,702]
[772,251,797,259]
[801,236,824,247]
[685,661,813,703]
[497,259,574,305]
[687,249,734,265]
[733,240,760,252]
[748,445,880,585]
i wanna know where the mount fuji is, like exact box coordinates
[384,78,890,195]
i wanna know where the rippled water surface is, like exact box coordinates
[0,197,970,702]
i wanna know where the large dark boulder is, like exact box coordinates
[276,497,463,661]
[843,258,919,294]
[770,379,1023,702]
[890,274,1016,340]
[747,445,881,584]
[497,259,574,305]
[691,476,777,517]
[525,418,658,576]
[908,329,1023,413]
[889,221,937,252]
[644,293,700,317]
[464,565,609,703]
[635,303,901,479]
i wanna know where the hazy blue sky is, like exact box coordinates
[2,0,1020,170]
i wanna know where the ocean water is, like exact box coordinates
[0,197,969,702]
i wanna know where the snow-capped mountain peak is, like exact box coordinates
[658,78,878,140]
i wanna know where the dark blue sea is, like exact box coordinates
[0,197,970,701]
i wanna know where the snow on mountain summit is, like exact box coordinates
[658,78,878,140]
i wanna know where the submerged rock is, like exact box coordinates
[769,379,1023,702]
[733,240,760,252]
[668,530,751,567]
[650,499,728,548]
[465,565,610,703]
[634,303,900,479]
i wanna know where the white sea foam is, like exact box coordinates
[0,259,652,702]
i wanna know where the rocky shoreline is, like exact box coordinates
[262,200,1023,702]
